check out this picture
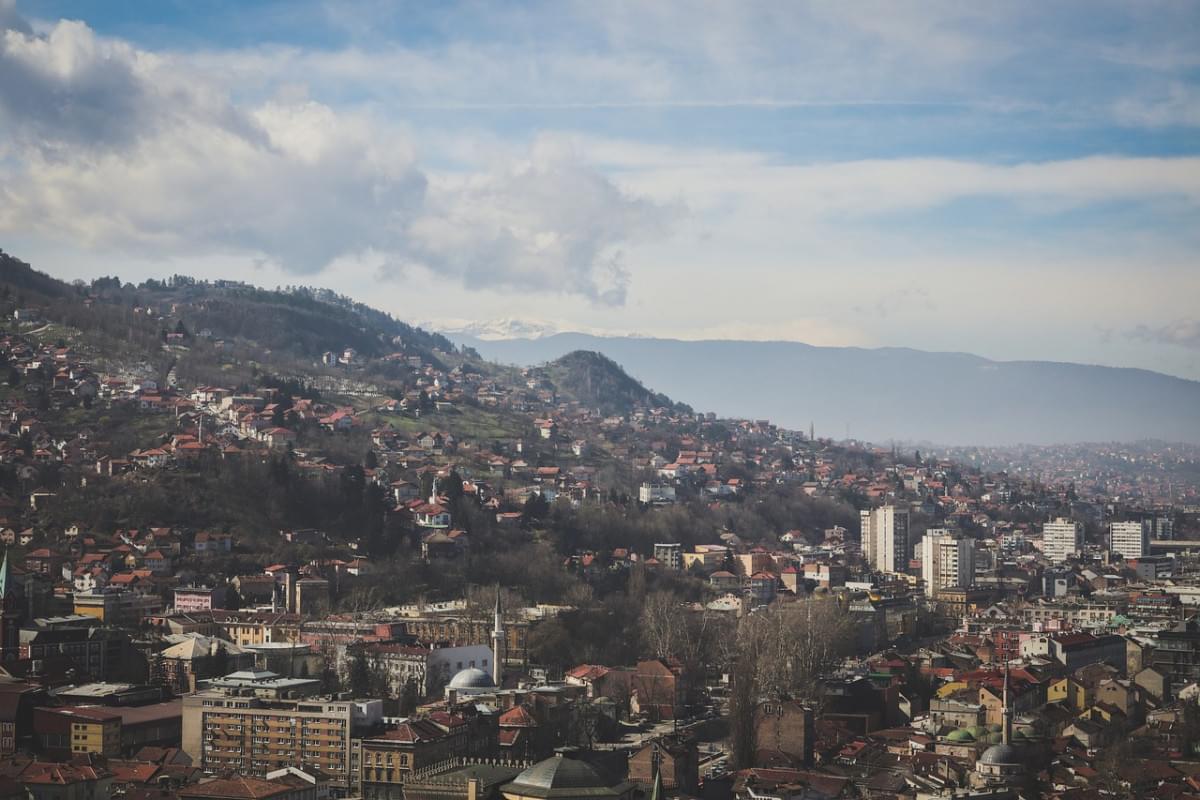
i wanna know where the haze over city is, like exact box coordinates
[2,0,1199,380]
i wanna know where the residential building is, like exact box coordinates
[33,705,122,758]
[19,761,114,800]
[1050,633,1127,672]
[652,543,682,570]
[638,484,676,505]
[174,586,230,614]
[1109,520,1150,560]
[358,711,497,800]
[1042,517,1083,563]
[181,670,383,788]
[752,700,814,768]
[628,735,699,792]
[179,776,321,800]
[861,505,909,573]
[153,634,255,694]
[19,622,132,683]
[920,529,974,598]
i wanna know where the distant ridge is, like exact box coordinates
[452,332,1200,446]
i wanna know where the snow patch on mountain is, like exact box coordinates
[420,317,620,341]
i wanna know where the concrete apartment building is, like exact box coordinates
[182,669,382,789]
[1042,517,1083,563]
[920,529,975,598]
[653,543,683,570]
[1110,520,1150,560]
[861,505,910,574]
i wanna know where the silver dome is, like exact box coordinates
[447,667,496,690]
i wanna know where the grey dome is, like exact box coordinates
[448,667,495,690]
[506,755,627,798]
[979,743,1021,766]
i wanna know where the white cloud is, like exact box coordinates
[408,152,678,305]
[1128,320,1200,350]
[0,7,670,301]
[615,154,1200,219]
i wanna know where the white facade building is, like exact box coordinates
[1042,517,1083,563]
[1109,520,1150,559]
[920,529,975,597]
[861,505,910,573]
[653,542,683,570]
[639,483,677,505]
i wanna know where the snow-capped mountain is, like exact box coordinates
[420,317,617,341]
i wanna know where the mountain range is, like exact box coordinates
[4,248,1196,447]
[448,331,1200,446]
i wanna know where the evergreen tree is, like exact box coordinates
[521,492,550,525]
[444,470,464,504]
[348,649,372,697]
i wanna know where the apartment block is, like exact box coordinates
[861,505,910,573]
[182,670,382,788]
[920,529,975,598]
[1042,517,1083,563]
[1109,520,1150,560]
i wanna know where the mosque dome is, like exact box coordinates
[979,743,1022,766]
[504,754,633,800]
[448,667,496,690]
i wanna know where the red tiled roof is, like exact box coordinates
[499,704,538,727]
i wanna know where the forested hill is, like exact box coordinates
[538,350,691,416]
[0,249,459,375]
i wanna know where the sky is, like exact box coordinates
[1,0,1199,378]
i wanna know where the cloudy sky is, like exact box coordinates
[2,0,1199,378]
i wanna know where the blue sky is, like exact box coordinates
[2,0,1199,378]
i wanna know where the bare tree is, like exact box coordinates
[640,591,685,661]
[728,598,854,769]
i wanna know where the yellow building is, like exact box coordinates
[1047,677,1091,711]
[73,593,115,623]
[212,610,301,646]
[35,706,122,758]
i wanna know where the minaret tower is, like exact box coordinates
[1001,664,1011,746]
[491,585,505,687]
